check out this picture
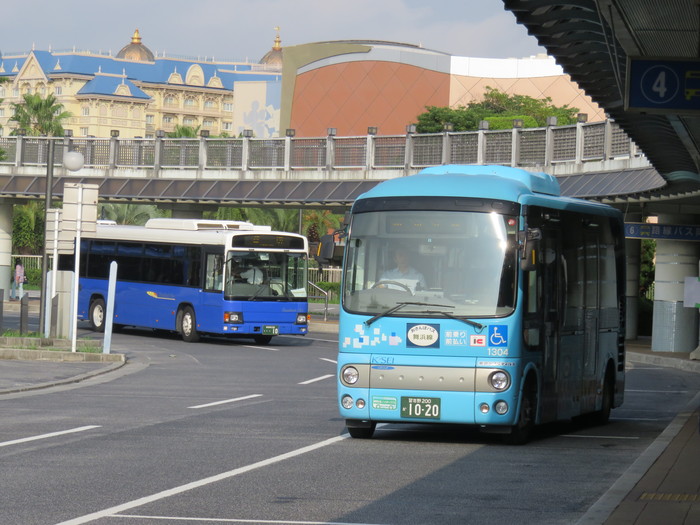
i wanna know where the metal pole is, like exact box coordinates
[71,185,84,353]
[39,138,55,333]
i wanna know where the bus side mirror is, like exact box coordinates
[520,228,541,272]
[315,233,344,268]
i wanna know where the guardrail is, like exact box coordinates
[0,119,641,173]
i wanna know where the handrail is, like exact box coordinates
[0,119,644,174]
[307,281,329,322]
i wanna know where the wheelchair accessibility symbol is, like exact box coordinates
[489,326,508,347]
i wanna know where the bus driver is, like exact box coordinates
[379,247,426,292]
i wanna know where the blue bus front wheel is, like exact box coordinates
[89,298,106,333]
[178,306,200,343]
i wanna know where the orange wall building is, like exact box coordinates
[280,40,604,137]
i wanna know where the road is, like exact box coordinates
[1,323,699,525]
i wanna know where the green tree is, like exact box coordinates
[9,93,71,136]
[302,209,343,242]
[12,201,45,255]
[98,203,166,225]
[167,125,201,138]
[414,87,579,133]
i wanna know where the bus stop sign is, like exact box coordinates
[626,57,700,114]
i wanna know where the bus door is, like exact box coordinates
[200,250,225,324]
[581,229,600,412]
[533,228,563,423]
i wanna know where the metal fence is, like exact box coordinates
[0,120,642,173]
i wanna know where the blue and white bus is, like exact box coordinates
[65,218,309,344]
[336,165,625,443]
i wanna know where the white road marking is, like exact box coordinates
[116,514,384,524]
[55,434,350,525]
[0,425,101,448]
[320,358,337,364]
[241,345,280,351]
[188,394,263,409]
[298,374,334,385]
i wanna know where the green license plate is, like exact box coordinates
[262,325,279,335]
[400,397,441,420]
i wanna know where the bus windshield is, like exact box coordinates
[225,251,308,300]
[343,209,518,317]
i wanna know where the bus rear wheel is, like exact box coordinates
[179,306,200,343]
[89,298,106,332]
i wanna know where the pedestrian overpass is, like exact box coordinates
[0,121,677,347]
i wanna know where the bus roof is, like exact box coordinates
[87,218,307,249]
[357,165,561,203]
[144,218,272,231]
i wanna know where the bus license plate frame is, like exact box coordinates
[400,396,441,420]
[263,325,279,336]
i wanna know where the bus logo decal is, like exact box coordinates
[489,326,508,347]
[407,324,440,348]
[146,291,175,300]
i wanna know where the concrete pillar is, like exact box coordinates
[0,201,12,298]
[652,214,699,352]
[625,236,641,340]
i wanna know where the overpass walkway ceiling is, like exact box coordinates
[0,175,381,208]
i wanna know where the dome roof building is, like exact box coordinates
[259,28,283,69]
[117,29,155,62]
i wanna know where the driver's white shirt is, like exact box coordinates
[380,267,426,292]
[241,267,263,284]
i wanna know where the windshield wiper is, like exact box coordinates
[365,302,455,326]
[424,310,485,331]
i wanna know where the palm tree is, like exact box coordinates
[167,125,200,138]
[9,93,71,136]
[12,201,45,254]
[98,203,166,225]
[302,209,343,242]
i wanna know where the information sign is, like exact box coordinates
[626,57,700,114]
[625,222,700,241]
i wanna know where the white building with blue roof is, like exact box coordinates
[0,29,282,138]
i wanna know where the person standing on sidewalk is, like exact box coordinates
[13,260,25,301]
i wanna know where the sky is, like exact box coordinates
[1,0,546,63]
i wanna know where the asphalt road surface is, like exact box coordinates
[1,323,699,525]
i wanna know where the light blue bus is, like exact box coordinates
[63,218,309,344]
[336,165,625,443]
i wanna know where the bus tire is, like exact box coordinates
[89,298,106,333]
[254,335,273,345]
[179,306,200,343]
[346,420,376,439]
[591,366,614,425]
[504,377,536,445]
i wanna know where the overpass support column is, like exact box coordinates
[652,214,699,352]
[0,201,12,297]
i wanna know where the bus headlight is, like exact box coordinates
[341,395,354,409]
[342,366,360,385]
[224,312,243,324]
[489,371,510,391]
[296,313,308,324]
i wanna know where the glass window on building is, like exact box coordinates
[82,107,90,116]
[54,86,62,95]
[223,102,233,112]
[80,127,89,136]
[146,115,154,124]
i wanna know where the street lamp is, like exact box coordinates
[39,133,85,335]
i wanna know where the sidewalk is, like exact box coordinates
[0,312,698,523]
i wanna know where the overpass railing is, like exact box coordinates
[0,119,641,173]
